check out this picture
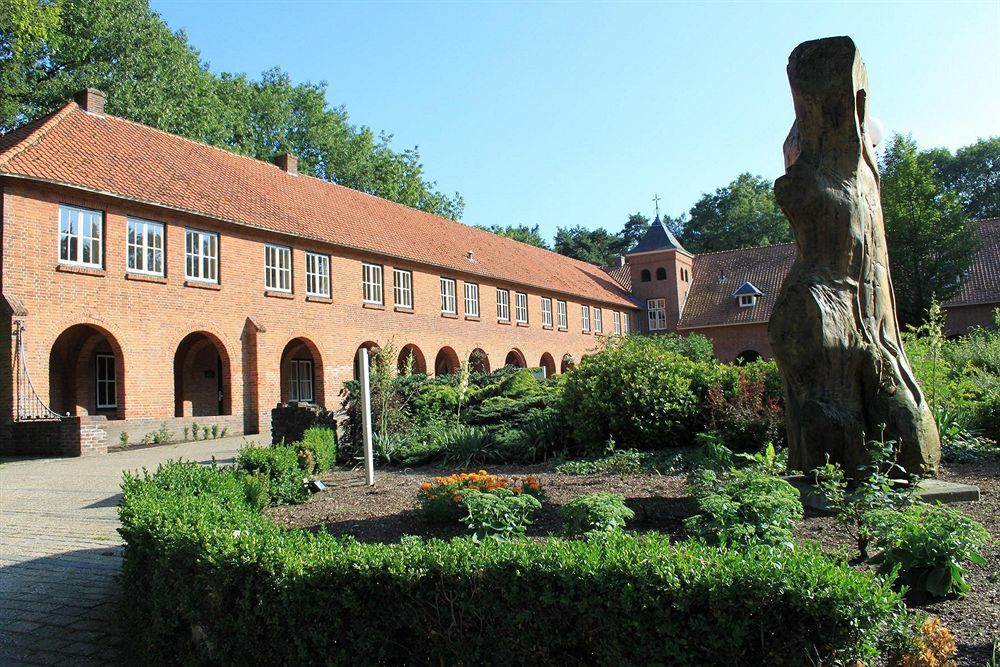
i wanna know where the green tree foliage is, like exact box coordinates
[880,134,977,327]
[619,212,649,250]
[553,225,626,265]
[680,173,791,253]
[925,137,1000,221]
[476,224,549,249]
[0,0,463,219]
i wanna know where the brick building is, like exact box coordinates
[0,90,639,453]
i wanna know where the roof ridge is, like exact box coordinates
[0,102,78,168]
[693,241,796,258]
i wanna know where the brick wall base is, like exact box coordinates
[104,415,244,448]
[2,415,107,456]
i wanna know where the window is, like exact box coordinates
[623,313,630,335]
[440,277,457,314]
[464,282,479,317]
[581,304,590,332]
[557,300,568,329]
[515,292,528,324]
[59,205,103,268]
[613,311,621,336]
[497,288,510,321]
[393,268,412,308]
[265,244,292,292]
[288,359,313,402]
[640,269,651,283]
[95,354,116,409]
[305,252,330,297]
[594,307,603,334]
[541,297,553,327]
[185,229,218,282]
[739,294,756,308]
[648,298,667,331]
[126,217,164,276]
[362,262,383,304]
[656,267,667,280]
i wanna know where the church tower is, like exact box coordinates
[626,213,694,334]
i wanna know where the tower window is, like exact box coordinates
[640,269,651,282]
[656,267,667,280]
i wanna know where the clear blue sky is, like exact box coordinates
[152,1,999,243]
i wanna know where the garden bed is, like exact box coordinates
[270,459,999,667]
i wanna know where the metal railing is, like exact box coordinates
[14,321,61,421]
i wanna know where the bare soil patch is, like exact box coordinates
[269,460,999,666]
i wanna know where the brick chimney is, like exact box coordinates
[274,153,298,175]
[74,89,106,116]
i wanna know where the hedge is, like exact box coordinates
[119,461,909,666]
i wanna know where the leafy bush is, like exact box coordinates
[560,493,635,536]
[461,488,541,542]
[119,462,912,666]
[297,426,337,474]
[890,616,958,667]
[561,336,702,453]
[417,471,544,523]
[935,405,999,462]
[556,448,644,475]
[867,504,989,600]
[235,444,306,505]
[705,372,784,452]
[439,424,497,468]
[686,470,803,549]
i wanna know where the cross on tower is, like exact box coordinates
[652,193,661,218]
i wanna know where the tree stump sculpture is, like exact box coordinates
[769,37,940,476]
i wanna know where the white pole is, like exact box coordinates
[360,347,375,486]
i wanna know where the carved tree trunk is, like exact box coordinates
[768,37,940,476]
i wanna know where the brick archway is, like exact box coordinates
[469,348,490,374]
[174,332,232,417]
[434,346,460,376]
[398,344,427,375]
[280,337,324,406]
[48,324,125,419]
[539,352,556,378]
[504,349,526,369]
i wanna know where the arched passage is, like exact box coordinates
[353,341,380,381]
[560,354,576,373]
[48,324,125,418]
[398,344,427,375]
[735,349,763,365]
[470,348,490,374]
[280,338,324,405]
[539,353,556,378]
[504,349,526,369]
[434,346,460,376]
[174,332,231,417]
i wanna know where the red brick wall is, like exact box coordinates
[943,303,999,336]
[686,322,774,363]
[1,180,636,437]
[627,249,694,334]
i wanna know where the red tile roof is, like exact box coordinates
[944,218,1000,308]
[678,243,796,329]
[600,261,632,292]
[0,102,636,309]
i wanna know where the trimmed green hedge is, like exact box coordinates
[119,462,909,666]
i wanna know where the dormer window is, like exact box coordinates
[733,281,764,308]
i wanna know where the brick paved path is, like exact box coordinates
[0,436,258,666]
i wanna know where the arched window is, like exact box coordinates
[656,267,667,281]
[640,269,651,283]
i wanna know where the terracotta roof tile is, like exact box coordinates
[679,244,796,329]
[600,261,632,292]
[944,219,1000,308]
[0,102,635,309]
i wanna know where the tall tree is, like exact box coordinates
[880,134,977,327]
[554,226,627,265]
[924,137,1000,221]
[0,0,463,219]
[681,173,791,253]
[619,213,649,251]
[476,224,549,249]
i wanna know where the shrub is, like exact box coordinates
[297,426,337,474]
[705,372,784,452]
[686,470,803,549]
[119,463,911,666]
[560,493,634,536]
[891,616,958,667]
[556,448,644,475]
[235,444,306,505]
[561,336,702,453]
[439,425,497,468]
[417,471,543,522]
[867,504,989,600]
[461,488,541,542]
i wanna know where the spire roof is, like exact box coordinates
[628,214,687,255]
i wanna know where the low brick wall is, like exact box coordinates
[271,403,341,445]
[2,415,108,457]
[103,415,243,449]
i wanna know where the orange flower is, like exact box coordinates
[420,482,432,491]
[453,495,463,503]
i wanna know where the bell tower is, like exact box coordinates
[626,212,693,334]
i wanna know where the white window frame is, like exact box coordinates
[581,304,591,332]
[362,262,383,304]
[739,295,757,308]
[393,268,413,308]
[623,313,630,335]
[541,297,553,327]
[95,354,116,409]
[265,244,293,293]
[59,204,103,269]
[594,307,603,334]
[126,217,164,276]
[497,288,510,321]
[613,311,621,336]
[648,298,667,331]
[288,358,314,403]
[557,300,568,329]
[440,277,457,314]
[464,282,479,317]
[515,292,528,324]
[185,228,218,283]
[305,252,331,298]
